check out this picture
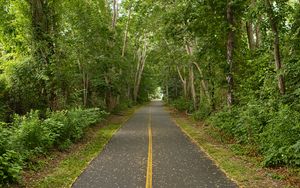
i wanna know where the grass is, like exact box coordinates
[23,107,137,188]
[170,108,299,188]
[33,124,120,188]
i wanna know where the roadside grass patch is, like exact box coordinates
[32,124,120,188]
[170,109,299,188]
[23,107,137,188]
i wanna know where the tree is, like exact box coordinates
[265,0,285,95]
[226,0,235,106]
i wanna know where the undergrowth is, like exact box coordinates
[208,100,300,167]
[169,96,300,168]
[0,108,108,185]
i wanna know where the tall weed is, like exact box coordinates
[209,101,300,167]
[0,108,108,184]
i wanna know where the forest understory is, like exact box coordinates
[170,107,300,188]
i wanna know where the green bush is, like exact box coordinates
[209,102,300,167]
[260,105,300,166]
[0,150,22,184]
[171,98,194,112]
[12,111,54,154]
[45,108,108,149]
[0,123,12,155]
[208,107,239,138]
[0,124,23,184]
[43,110,69,148]
[113,100,133,113]
[0,108,108,185]
[192,102,211,121]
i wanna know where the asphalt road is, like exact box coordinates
[72,101,238,188]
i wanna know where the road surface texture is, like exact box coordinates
[72,101,238,188]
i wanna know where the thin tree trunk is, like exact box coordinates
[121,7,132,101]
[84,73,89,107]
[166,85,169,102]
[185,43,197,109]
[255,21,261,48]
[77,59,88,107]
[189,65,197,110]
[105,0,118,110]
[122,7,131,57]
[208,63,216,110]
[247,0,258,50]
[133,41,147,102]
[192,62,210,102]
[134,60,146,102]
[226,0,235,106]
[177,66,187,98]
[185,42,212,107]
[265,0,285,95]
[252,0,261,48]
[104,75,114,111]
[246,22,256,51]
[83,71,87,107]
[127,86,131,98]
[28,0,58,110]
[112,0,117,29]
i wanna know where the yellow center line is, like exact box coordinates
[145,107,152,188]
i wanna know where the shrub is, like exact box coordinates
[209,101,300,167]
[43,110,68,147]
[12,111,54,155]
[208,107,239,138]
[113,100,133,113]
[171,98,194,112]
[0,107,108,185]
[0,123,22,184]
[0,123,12,155]
[260,105,300,166]
[45,108,108,149]
[0,150,22,184]
[192,102,211,121]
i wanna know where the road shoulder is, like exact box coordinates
[168,107,298,188]
[22,107,138,188]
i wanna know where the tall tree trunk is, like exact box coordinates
[265,0,285,95]
[77,59,89,107]
[83,73,89,107]
[208,63,216,110]
[246,22,256,51]
[177,66,187,98]
[254,0,262,48]
[226,0,235,106]
[165,84,169,102]
[122,7,131,57]
[189,65,197,110]
[112,0,117,29]
[121,7,132,102]
[127,85,131,99]
[104,75,114,111]
[185,43,197,109]
[133,41,147,102]
[28,0,57,110]
[255,20,262,48]
[105,0,119,110]
[192,62,210,103]
[29,0,56,64]
[247,0,259,50]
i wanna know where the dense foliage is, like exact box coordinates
[1,0,299,185]
[0,108,107,184]
[149,0,300,167]
[0,0,159,184]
